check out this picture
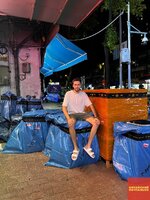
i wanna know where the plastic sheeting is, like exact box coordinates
[84,89,148,161]
[9,115,22,134]
[45,110,92,128]
[47,84,61,93]
[0,102,1,114]
[3,110,49,154]
[0,115,22,142]
[0,92,43,141]
[0,120,10,142]
[113,120,150,180]
[44,111,100,168]
[1,91,17,121]
[16,97,28,114]
[27,99,43,111]
[46,93,61,103]
[2,109,100,169]
[1,92,43,121]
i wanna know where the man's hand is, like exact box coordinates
[67,118,75,127]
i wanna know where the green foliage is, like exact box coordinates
[104,25,118,52]
[130,0,146,17]
[103,0,146,52]
[103,0,126,16]
[67,0,146,54]
[103,0,146,17]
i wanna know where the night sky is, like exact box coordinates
[44,0,150,88]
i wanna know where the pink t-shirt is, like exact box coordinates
[62,90,92,114]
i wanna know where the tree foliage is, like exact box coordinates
[103,0,146,52]
[103,0,146,17]
[104,25,118,53]
[66,0,146,53]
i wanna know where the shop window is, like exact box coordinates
[0,66,10,86]
[0,53,10,86]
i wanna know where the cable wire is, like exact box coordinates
[70,11,124,41]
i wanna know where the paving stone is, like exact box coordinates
[0,152,127,200]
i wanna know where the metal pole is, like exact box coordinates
[127,1,131,88]
[119,13,123,88]
[13,48,20,96]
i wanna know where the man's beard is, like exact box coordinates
[74,88,80,92]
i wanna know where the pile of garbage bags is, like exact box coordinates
[2,108,100,168]
[113,120,150,180]
[0,91,43,142]
[42,84,61,103]
[3,110,49,153]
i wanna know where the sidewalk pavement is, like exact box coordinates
[0,102,127,200]
[0,152,127,200]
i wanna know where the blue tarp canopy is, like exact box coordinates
[40,33,87,77]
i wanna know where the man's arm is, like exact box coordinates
[89,104,98,118]
[62,106,75,127]
[62,106,70,120]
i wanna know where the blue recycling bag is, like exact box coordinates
[1,91,17,121]
[16,97,28,114]
[47,84,61,93]
[46,93,61,103]
[0,120,10,142]
[27,98,43,111]
[113,120,150,180]
[2,110,49,153]
[44,111,100,168]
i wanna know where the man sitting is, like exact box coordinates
[62,78,100,161]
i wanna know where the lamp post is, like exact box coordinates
[127,1,148,88]
[127,2,131,89]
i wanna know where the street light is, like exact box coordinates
[127,1,148,88]
[129,24,148,44]
[141,33,148,44]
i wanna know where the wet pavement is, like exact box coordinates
[0,102,128,200]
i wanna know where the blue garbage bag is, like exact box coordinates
[113,120,150,180]
[1,91,17,121]
[22,109,49,144]
[16,97,28,114]
[9,115,22,136]
[0,102,1,114]
[44,111,100,168]
[46,93,61,103]
[45,110,67,126]
[0,120,11,142]
[47,84,61,93]
[27,98,43,111]
[2,110,49,154]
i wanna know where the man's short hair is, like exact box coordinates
[72,77,81,84]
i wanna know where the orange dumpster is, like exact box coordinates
[85,89,148,165]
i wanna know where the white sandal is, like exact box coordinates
[71,150,79,161]
[83,147,95,158]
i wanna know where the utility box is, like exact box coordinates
[85,89,148,165]
[22,62,31,73]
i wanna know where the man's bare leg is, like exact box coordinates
[83,117,100,158]
[69,126,78,151]
[68,118,80,160]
